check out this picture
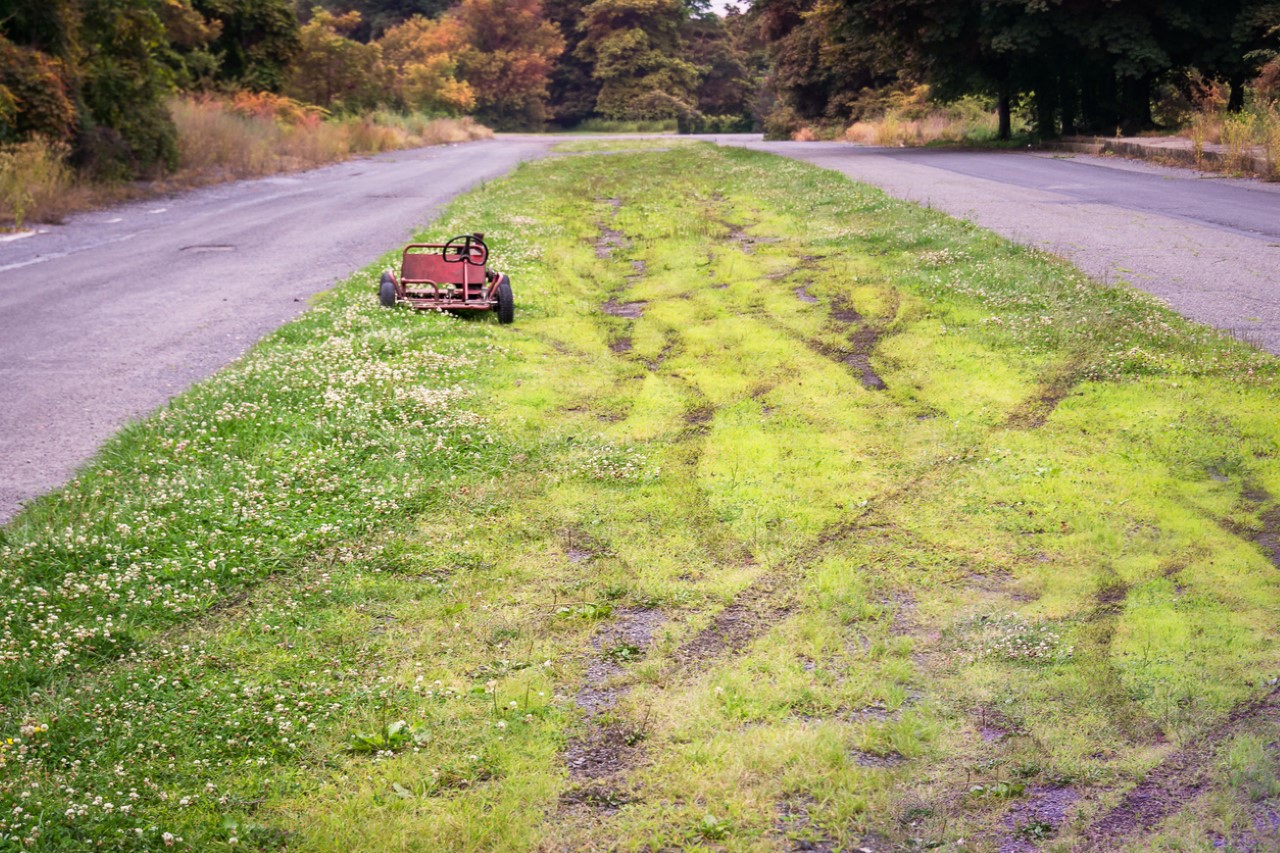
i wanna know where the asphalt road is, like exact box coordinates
[0,137,553,523]
[4,134,1280,523]
[739,140,1280,353]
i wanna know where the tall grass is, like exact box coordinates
[841,91,1001,147]
[0,96,492,228]
[169,95,492,181]
[0,138,81,229]
[844,111,1001,146]
[1180,101,1280,178]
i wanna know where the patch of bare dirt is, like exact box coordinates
[1257,506,1280,568]
[998,786,1079,853]
[794,285,819,303]
[559,608,668,814]
[684,406,715,427]
[775,796,840,852]
[1004,362,1082,430]
[851,750,906,768]
[974,706,1024,743]
[846,326,887,391]
[557,781,636,815]
[609,337,633,354]
[561,526,603,564]
[596,228,627,260]
[1240,484,1280,569]
[564,724,646,781]
[602,299,646,318]
[830,298,863,324]
[644,339,676,372]
[595,197,628,260]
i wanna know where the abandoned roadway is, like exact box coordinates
[0,137,553,523]
[3,134,1280,523]
[740,140,1280,352]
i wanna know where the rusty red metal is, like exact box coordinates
[388,239,501,311]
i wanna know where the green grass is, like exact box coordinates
[550,139,697,154]
[3,143,1280,851]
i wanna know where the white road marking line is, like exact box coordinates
[0,231,35,243]
[0,232,138,273]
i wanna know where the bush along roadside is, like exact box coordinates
[4,143,1280,851]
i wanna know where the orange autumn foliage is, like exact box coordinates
[378,16,475,114]
[451,0,564,129]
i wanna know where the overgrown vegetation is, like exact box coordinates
[0,101,489,228]
[4,143,1280,851]
[0,0,763,226]
[756,0,1280,141]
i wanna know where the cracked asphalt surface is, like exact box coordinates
[3,134,1280,522]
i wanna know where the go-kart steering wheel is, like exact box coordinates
[442,233,488,266]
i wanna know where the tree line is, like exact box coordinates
[0,0,762,179]
[760,0,1280,139]
[4,0,1278,180]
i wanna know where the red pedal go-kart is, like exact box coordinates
[379,233,514,324]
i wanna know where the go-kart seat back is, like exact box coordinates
[401,252,484,286]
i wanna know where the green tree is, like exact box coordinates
[193,0,300,91]
[77,0,180,174]
[285,8,383,110]
[683,10,754,118]
[578,0,700,119]
[543,0,598,125]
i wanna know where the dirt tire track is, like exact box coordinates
[1075,683,1280,850]
[669,567,797,671]
[1221,483,1280,571]
[1002,357,1085,430]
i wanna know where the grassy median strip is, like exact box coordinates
[3,143,1280,852]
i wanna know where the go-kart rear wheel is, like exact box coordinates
[379,271,397,308]
[495,275,514,325]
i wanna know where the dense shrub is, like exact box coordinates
[0,37,76,145]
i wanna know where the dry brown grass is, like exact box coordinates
[1183,105,1280,178]
[838,90,1001,147]
[843,112,999,146]
[169,96,491,181]
[0,138,87,228]
[0,96,492,228]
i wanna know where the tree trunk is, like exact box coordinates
[1119,76,1153,135]
[997,89,1012,140]
[1228,74,1246,113]
[1059,74,1078,136]
[1034,82,1057,138]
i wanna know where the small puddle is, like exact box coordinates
[603,299,646,319]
